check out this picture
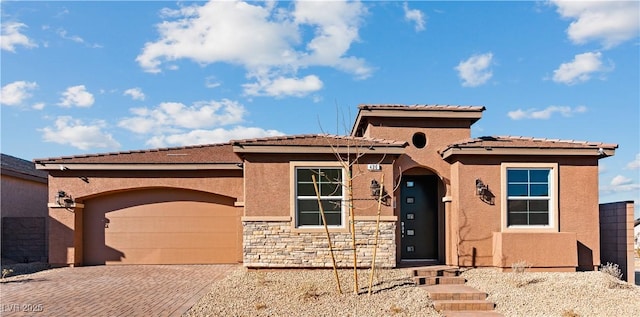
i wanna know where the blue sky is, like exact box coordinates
[1,1,639,213]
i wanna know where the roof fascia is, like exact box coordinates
[1,169,48,183]
[233,145,405,155]
[351,108,484,136]
[440,147,616,159]
[35,163,243,171]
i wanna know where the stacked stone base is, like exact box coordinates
[243,220,396,268]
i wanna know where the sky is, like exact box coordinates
[1,0,639,214]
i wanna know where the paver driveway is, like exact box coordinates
[0,264,236,316]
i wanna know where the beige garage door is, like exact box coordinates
[83,188,241,265]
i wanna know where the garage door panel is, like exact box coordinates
[83,188,242,265]
[106,232,237,249]
[108,247,238,265]
[105,215,238,233]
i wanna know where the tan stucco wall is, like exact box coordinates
[449,155,600,269]
[242,153,396,218]
[493,232,578,270]
[1,174,48,218]
[46,169,243,266]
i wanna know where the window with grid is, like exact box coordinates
[506,168,551,226]
[295,167,344,227]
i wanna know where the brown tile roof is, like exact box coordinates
[358,104,486,111]
[232,134,407,147]
[33,143,242,164]
[442,136,618,151]
[1,153,48,180]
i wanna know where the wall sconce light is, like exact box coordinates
[370,180,381,197]
[56,190,74,206]
[475,179,487,196]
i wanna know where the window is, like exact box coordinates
[501,163,558,231]
[295,167,344,227]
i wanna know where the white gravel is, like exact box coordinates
[462,268,640,317]
[186,267,640,317]
[184,267,440,317]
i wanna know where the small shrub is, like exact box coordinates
[299,282,324,301]
[562,309,580,317]
[600,262,622,280]
[389,304,403,314]
[1,268,14,279]
[255,270,268,286]
[511,260,531,273]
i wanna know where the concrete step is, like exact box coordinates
[421,284,487,300]
[442,311,505,317]
[413,276,466,286]
[432,299,495,311]
[411,265,460,277]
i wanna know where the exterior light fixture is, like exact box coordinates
[475,179,487,196]
[370,180,381,197]
[56,190,74,206]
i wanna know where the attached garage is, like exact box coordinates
[83,188,242,265]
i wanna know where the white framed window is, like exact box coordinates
[501,163,558,231]
[292,164,345,228]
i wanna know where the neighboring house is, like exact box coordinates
[35,105,619,271]
[1,153,49,262]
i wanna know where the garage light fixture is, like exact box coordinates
[56,190,75,206]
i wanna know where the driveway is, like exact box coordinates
[0,265,237,316]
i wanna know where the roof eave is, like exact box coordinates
[232,145,406,155]
[351,108,484,136]
[440,147,617,160]
[35,163,243,171]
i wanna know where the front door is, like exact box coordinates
[400,175,438,260]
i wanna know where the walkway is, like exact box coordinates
[0,265,236,316]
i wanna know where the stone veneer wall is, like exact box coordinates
[243,220,396,268]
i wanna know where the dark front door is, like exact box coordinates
[400,175,438,260]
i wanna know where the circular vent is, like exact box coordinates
[412,132,427,148]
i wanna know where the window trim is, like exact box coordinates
[290,162,348,233]
[500,162,558,232]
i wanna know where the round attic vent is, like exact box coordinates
[412,132,427,149]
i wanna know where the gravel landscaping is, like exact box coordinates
[185,266,640,317]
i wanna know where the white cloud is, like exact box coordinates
[0,22,38,52]
[627,153,640,170]
[551,0,640,49]
[40,116,120,150]
[136,0,370,97]
[601,174,640,194]
[123,88,145,101]
[58,85,95,107]
[552,51,611,85]
[119,98,284,147]
[146,126,284,148]
[57,28,102,48]
[403,2,426,32]
[118,99,246,134]
[1,81,38,106]
[205,76,221,88]
[454,52,493,87]
[32,102,45,110]
[243,75,323,97]
[507,105,587,120]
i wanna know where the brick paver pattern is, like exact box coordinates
[0,265,236,317]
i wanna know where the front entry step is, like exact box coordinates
[411,266,504,317]
[409,266,465,286]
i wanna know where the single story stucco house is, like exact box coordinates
[35,105,618,271]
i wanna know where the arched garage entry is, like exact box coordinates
[82,187,241,265]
